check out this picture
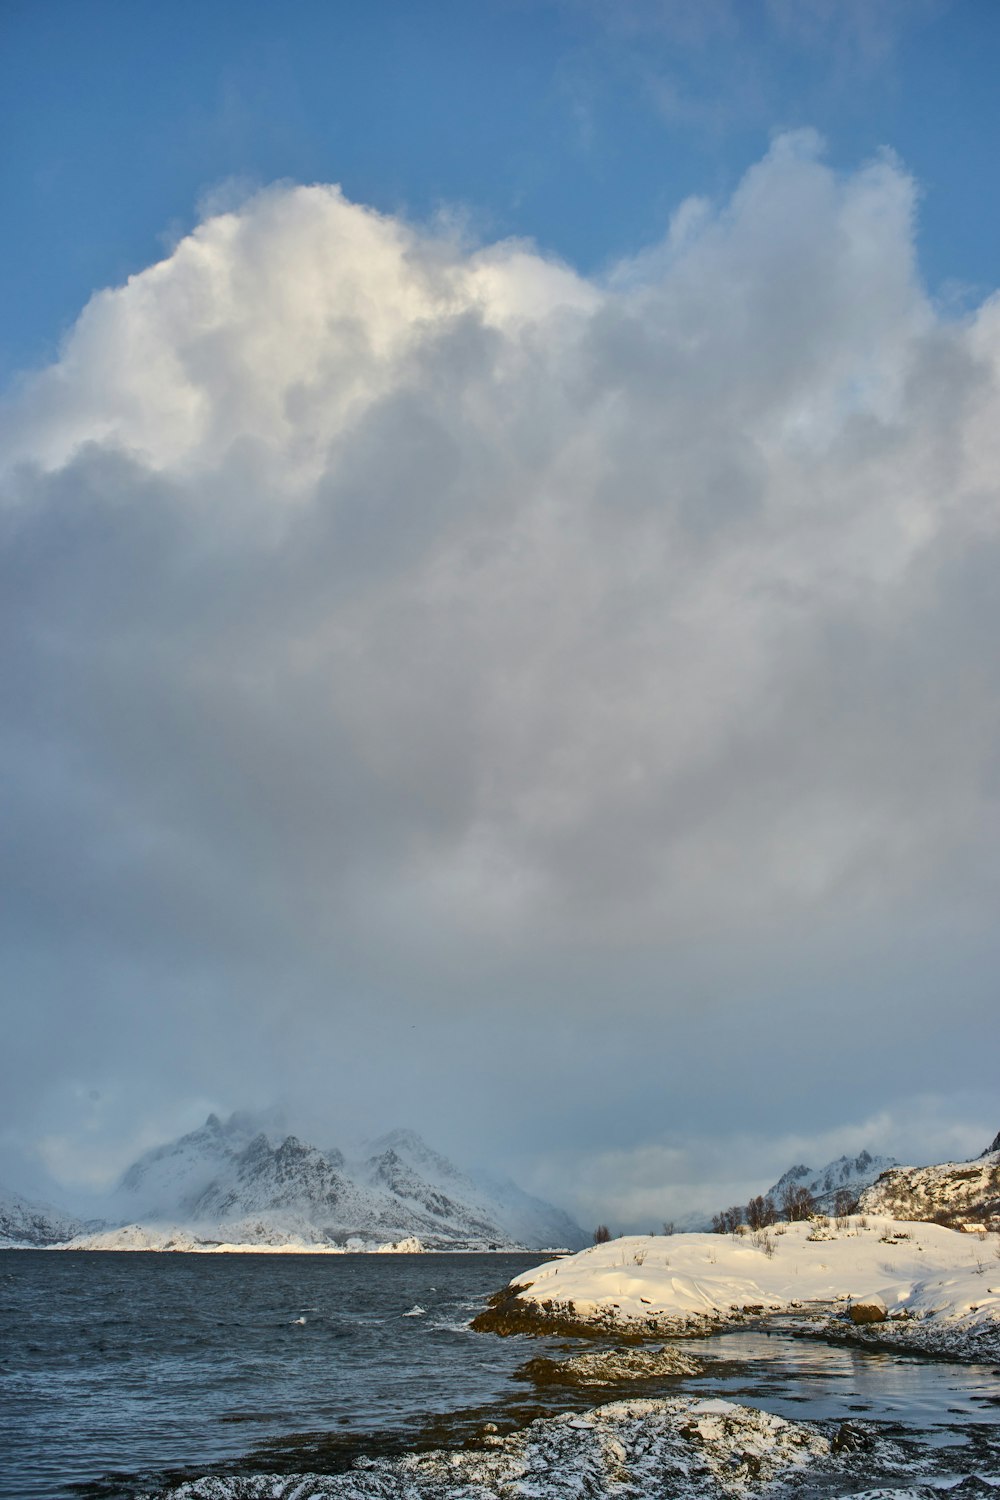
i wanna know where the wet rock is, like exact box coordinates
[832,1421,865,1453]
[519,1344,702,1386]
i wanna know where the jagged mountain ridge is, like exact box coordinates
[765,1150,899,1213]
[103,1114,587,1250]
[860,1130,1000,1229]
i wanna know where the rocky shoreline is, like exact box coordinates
[144,1395,927,1500]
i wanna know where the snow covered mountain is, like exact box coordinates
[765,1150,899,1214]
[859,1131,1000,1229]
[0,1187,87,1247]
[70,1115,588,1251]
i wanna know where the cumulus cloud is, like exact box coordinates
[2,133,998,1198]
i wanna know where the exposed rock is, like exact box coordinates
[518,1344,703,1386]
[849,1296,888,1325]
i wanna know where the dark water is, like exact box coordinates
[1,1251,997,1499]
[0,1250,553,1499]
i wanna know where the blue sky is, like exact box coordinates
[2,2,999,1223]
[2,0,998,382]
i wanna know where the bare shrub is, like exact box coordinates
[593,1224,611,1244]
[662,1221,675,1236]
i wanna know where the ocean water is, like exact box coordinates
[1,1250,997,1499]
[0,1249,554,1499]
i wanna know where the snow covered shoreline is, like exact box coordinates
[473,1216,1000,1362]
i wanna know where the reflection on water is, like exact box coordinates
[679,1325,999,1441]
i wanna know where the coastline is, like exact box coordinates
[471,1216,1000,1364]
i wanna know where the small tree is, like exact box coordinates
[745,1194,777,1231]
[712,1204,744,1235]
[833,1188,859,1220]
[781,1184,816,1222]
[593,1224,612,1244]
[662,1221,675,1236]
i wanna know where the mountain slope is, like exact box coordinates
[116,1111,262,1219]
[358,1129,587,1250]
[0,1188,86,1247]
[469,1169,589,1251]
[860,1132,1000,1229]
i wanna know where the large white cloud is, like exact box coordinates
[3,132,998,1194]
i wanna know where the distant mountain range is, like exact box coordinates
[5,1124,997,1252]
[0,1115,587,1252]
[764,1150,899,1214]
[684,1149,900,1232]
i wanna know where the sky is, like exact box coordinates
[1,0,998,1232]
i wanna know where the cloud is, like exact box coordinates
[519,1093,999,1231]
[2,134,998,1197]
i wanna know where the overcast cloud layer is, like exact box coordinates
[2,133,997,1225]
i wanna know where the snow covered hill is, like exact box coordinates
[31,1114,588,1252]
[476,1216,1000,1361]
[765,1150,899,1214]
[0,1187,87,1247]
[859,1130,1000,1229]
